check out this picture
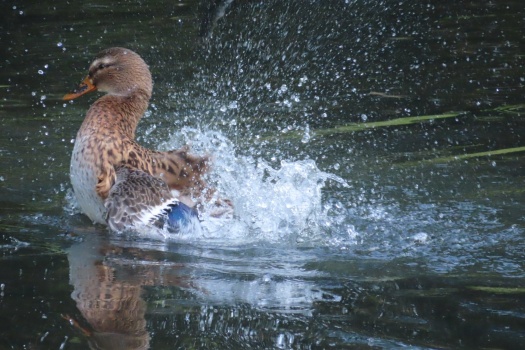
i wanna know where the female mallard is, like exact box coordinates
[65,47,213,232]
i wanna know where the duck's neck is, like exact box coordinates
[81,88,151,140]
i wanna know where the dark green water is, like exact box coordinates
[1,0,525,349]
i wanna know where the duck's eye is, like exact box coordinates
[98,63,106,70]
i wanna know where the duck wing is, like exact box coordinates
[104,166,199,233]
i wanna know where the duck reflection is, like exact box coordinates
[66,233,191,350]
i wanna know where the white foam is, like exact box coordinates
[157,128,349,245]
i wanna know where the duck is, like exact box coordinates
[64,47,216,233]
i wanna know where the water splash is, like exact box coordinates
[158,127,349,244]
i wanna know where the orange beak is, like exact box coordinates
[63,76,96,101]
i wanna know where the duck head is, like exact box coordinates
[64,47,153,101]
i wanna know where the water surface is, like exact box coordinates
[1,0,524,349]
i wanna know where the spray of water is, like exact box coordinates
[157,127,349,245]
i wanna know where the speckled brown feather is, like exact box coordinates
[77,88,208,200]
[68,47,210,226]
[104,166,176,232]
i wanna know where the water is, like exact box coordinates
[1,0,525,348]
[154,127,349,244]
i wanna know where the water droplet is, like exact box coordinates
[278,84,288,95]
[413,232,428,243]
[262,274,272,283]
[301,125,311,143]
[38,70,44,75]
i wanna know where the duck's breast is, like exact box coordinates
[70,134,107,224]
